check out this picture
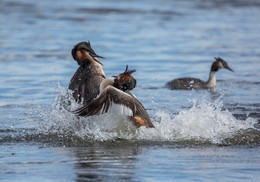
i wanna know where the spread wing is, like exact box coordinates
[73,86,151,123]
[73,85,154,127]
[74,86,137,116]
[125,92,151,124]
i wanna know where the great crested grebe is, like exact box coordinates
[68,41,106,105]
[165,57,234,90]
[74,66,155,128]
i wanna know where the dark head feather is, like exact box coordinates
[123,65,136,75]
[71,41,105,65]
[114,65,137,92]
[211,57,234,72]
[214,57,225,62]
[71,41,97,61]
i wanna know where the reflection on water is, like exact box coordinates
[1,0,260,181]
[1,142,260,181]
[73,143,139,181]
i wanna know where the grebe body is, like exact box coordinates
[166,57,233,90]
[68,41,105,105]
[74,66,154,128]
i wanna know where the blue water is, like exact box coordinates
[1,0,260,181]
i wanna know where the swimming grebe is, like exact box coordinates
[74,66,155,128]
[165,57,234,90]
[68,41,106,105]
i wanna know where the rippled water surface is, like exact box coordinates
[1,0,260,181]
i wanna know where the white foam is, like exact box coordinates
[137,99,257,143]
[33,85,258,144]
[33,83,137,141]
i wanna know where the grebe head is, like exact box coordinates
[211,57,234,72]
[114,65,136,92]
[71,41,105,65]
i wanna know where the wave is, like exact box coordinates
[14,84,259,145]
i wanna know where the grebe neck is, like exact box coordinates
[99,77,115,92]
[206,71,216,88]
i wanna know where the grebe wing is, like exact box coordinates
[74,86,138,116]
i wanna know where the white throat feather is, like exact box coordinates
[99,77,116,92]
[206,71,216,88]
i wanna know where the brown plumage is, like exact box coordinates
[114,65,137,92]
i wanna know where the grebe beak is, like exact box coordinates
[224,63,234,72]
[219,58,234,72]
[226,66,234,72]
[90,53,105,66]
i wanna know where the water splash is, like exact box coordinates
[35,83,137,141]
[33,85,258,145]
[139,99,257,144]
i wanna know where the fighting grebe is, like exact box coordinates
[68,41,106,105]
[165,57,234,90]
[74,66,155,128]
